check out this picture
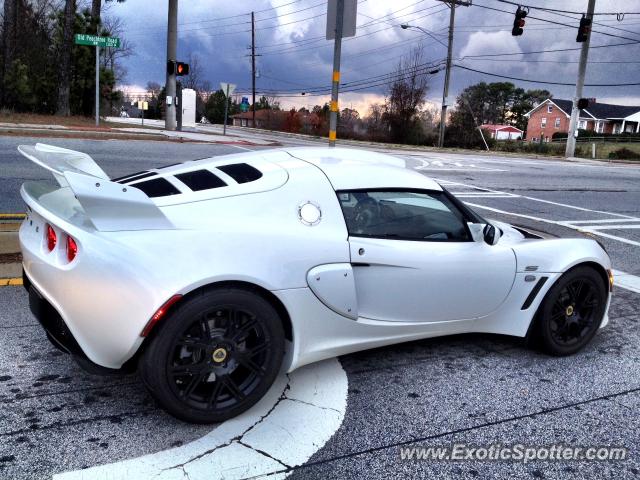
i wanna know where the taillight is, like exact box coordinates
[67,236,78,263]
[46,224,57,252]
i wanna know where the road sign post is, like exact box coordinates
[220,82,237,136]
[326,0,357,147]
[74,34,121,127]
[95,44,99,127]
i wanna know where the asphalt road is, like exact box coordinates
[1,134,640,479]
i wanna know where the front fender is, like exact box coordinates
[511,238,611,273]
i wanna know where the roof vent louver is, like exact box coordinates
[175,170,227,191]
[217,163,262,184]
[134,178,180,198]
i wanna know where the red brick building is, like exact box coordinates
[525,99,640,142]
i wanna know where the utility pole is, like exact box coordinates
[435,0,470,148]
[329,0,344,147]
[438,4,455,148]
[251,11,256,128]
[165,0,178,131]
[566,0,596,158]
[223,83,230,135]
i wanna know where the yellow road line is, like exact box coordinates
[0,277,22,287]
[0,213,26,219]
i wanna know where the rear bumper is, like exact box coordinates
[24,269,84,356]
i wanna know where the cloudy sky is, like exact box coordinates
[105,0,640,115]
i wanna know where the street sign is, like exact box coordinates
[220,82,236,96]
[240,97,250,112]
[74,34,121,48]
[74,34,120,127]
[220,83,237,136]
[326,0,357,40]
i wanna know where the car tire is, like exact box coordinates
[140,288,285,423]
[534,266,607,356]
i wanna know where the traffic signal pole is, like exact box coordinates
[328,0,344,147]
[566,0,595,158]
[165,0,178,131]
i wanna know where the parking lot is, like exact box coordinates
[1,135,640,479]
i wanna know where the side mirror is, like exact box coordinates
[483,224,501,245]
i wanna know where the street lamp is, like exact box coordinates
[401,12,455,148]
[400,24,447,47]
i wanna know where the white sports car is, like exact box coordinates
[19,144,613,423]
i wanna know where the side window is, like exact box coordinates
[337,190,470,242]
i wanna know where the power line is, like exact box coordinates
[257,4,448,55]
[457,40,640,62]
[472,2,640,43]
[462,57,640,64]
[455,64,640,86]
[492,0,640,16]
[237,59,446,96]
[256,0,438,49]
[180,0,303,25]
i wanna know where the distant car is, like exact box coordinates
[19,144,613,423]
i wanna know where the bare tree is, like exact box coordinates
[100,15,133,84]
[2,0,18,101]
[146,81,161,98]
[384,45,429,144]
[56,0,75,116]
[182,52,203,91]
[90,0,126,29]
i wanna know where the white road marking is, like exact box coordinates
[588,225,640,230]
[229,144,253,151]
[438,178,637,220]
[466,202,640,248]
[450,191,519,198]
[613,270,640,294]
[54,358,348,480]
[564,219,640,225]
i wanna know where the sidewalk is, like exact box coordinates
[104,117,280,146]
[0,219,21,284]
[0,117,281,146]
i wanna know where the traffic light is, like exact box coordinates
[166,60,190,76]
[176,62,189,76]
[576,15,592,42]
[512,7,527,36]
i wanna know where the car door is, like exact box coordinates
[338,189,516,323]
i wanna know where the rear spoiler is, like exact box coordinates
[19,143,173,231]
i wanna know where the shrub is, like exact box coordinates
[608,147,640,160]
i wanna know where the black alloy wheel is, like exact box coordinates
[141,288,284,423]
[536,266,607,356]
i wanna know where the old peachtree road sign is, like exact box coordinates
[74,34,121,48]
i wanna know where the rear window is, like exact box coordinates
[175,170,227,191]
[217,163,262,184]
[133,178,180,198]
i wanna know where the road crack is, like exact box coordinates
[284,396,341,414]
[159,374,292,476]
